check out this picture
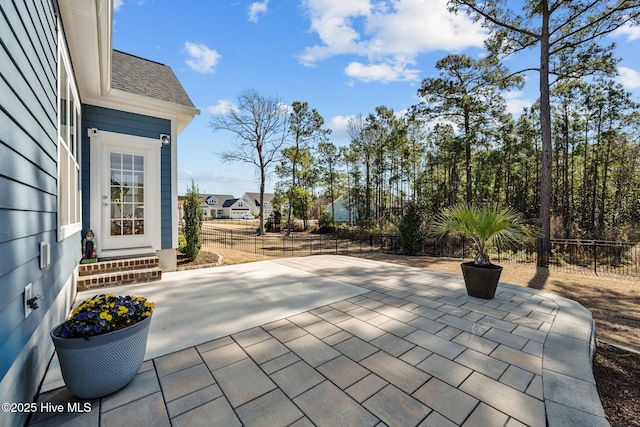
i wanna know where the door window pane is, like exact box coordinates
[110,152,145,236]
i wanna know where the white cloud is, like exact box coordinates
[278,102,294,116]
[184,42,221,73]
[248,0,269,23]
[617,66,640,89]
[345,61,419,83]
[612,22,640,41]
[299,0,486,83]
[504,91,534,115]
[114,0,124,11]
[328,115,353,142]
[207,100,238,115]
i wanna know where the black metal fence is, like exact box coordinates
[200,225,640,277]
[201,226,385,257]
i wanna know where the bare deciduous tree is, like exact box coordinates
[210,89,288,235]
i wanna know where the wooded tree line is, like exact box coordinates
[213,1,640,240]
[269,74,640,241]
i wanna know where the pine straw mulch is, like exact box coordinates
[594,342,640,427]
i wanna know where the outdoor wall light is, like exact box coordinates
[160,134,171,146]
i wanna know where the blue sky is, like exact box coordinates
[111,0,640,197]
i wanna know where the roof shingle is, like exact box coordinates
[111,50,195,108]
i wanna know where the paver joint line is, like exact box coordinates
[31,255,603,427]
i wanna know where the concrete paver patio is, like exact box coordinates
[29,255,608,426]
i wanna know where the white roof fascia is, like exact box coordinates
[57,0,111,101]
[85,89,200,134]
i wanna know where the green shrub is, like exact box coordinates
[183,179,203,260]
[318,208,335,234]
[398,201,426,255]
[177,235,187,253]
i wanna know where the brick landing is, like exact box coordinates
[78,256,161,291]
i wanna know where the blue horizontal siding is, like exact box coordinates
[10,0,56,95]
[0,231,81,380]
[0,176,56,212]
[0,40,57,134]
[0,210,56,244]
[0,108,57,179]
[0,1,56,109]
[82,105,173,248]
[0,0,82,396]
[0,75,56,163]
[0,142,56,195]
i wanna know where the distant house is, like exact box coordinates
[178,194,234,220]
[241,192,275,218]
[326,197,356,222]
[223,198,253,219]
[0,1,198,424]
[178,192,273,220]
[203,194,234,218]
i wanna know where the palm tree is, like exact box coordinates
[429,204,533,266]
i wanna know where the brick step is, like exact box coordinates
[78,267,162,291]
[79,256,159,276]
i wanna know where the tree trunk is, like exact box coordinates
[259,172,265,235]
[538,1,552,264]
[464,109,472,205]
[581,120,589,229]
[599,118,613,233]
[591,108,602,236]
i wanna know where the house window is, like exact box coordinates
[57,27,81,240]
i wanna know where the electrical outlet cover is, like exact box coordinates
[24,283,33,318]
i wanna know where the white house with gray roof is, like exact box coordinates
[202,194,235,218]
[241,192,275,218]
[223,198,254,219]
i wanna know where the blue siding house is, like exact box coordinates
[0,1,198,425]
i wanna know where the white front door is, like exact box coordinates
[90,130,161,257]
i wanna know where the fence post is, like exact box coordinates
[230,229,233,250]
[593,240,597,274]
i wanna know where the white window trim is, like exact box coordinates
[89,129,162,257]
[57,21,82,240]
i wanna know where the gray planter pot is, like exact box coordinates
[51,316,151,399]
[460,262,503,299]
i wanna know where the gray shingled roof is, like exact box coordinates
[222,199,239,208]
[111,50,195,108]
